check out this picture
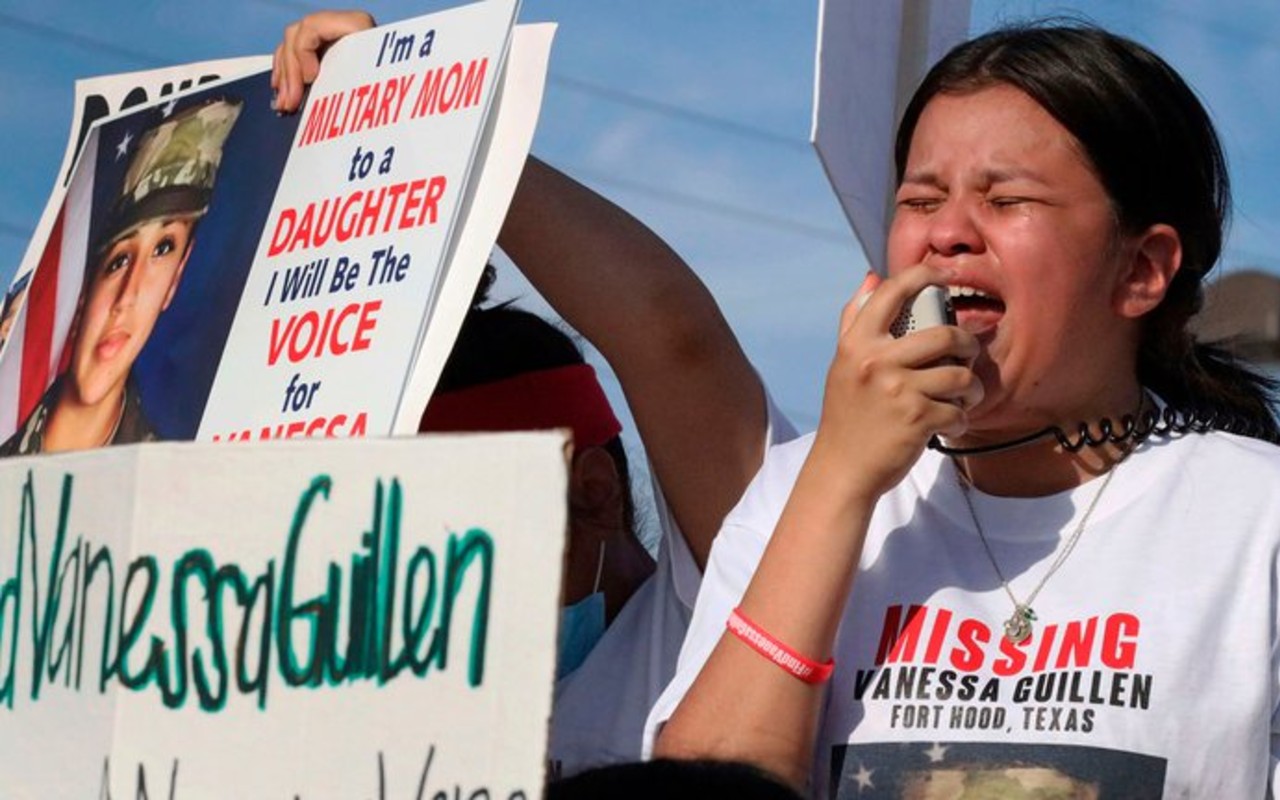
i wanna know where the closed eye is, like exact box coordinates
[896,196,944,212]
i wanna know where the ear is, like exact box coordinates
[568,445,623,536]
[161,237,194,312]
[1112,223,1182,319]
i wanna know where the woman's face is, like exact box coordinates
[71,217,193,406]
[888,84,1141,435]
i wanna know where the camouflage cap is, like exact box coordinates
[98,97,243,252]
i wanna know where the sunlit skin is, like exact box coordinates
[562,446,655,621]
[42,217,194,452]
[657,82,1189,789]
[887,84,1179,492]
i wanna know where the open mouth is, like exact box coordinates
[948,285,1005,334]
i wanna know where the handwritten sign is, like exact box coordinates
[0,431,567,797]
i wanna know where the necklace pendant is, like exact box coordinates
[1003,605,1036,644]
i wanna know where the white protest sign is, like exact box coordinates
[199,0,519,443]
[394,22,557,433]
[811,0,971,275]
[0,1,547,454]
[0,432,567,797]
[0,58,268,424]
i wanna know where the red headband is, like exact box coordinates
[419,363,623,448]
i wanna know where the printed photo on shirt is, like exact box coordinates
[831,741,1166,799]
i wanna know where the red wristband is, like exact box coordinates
[726,607,834,684]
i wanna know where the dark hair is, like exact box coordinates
[546,759,803,800]
[894,22,1279,442]
[435,265,638,533]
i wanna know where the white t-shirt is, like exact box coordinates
[647,430,1280,798]
[549,396,797,779]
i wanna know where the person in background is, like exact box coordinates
[649,21,1280,799]
[272,11,797,779]
[420,267,658,683]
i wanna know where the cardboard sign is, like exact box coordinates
[0,432,568,797]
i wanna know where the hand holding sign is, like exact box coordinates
[273,10,378,112]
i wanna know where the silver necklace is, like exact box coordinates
[954,456,1125,644]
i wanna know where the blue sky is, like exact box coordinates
[1,0,1277,443]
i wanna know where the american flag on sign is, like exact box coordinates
[0,136,98,441]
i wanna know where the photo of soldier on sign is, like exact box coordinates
[0,71,298,453]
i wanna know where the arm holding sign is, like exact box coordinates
[496,156,767,570]
[272,12,770,570]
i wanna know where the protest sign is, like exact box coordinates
[6,55,269,292]
[396,22,556,433]
[59,58,274,195]
[0,70,303,454]
[0,0,551,455]
[200,0,520,444]
[0,431,569,797]
[0,57,268,407]
[811,0,970,274]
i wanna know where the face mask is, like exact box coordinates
[557,592,605,679]
[556,541,606,680]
